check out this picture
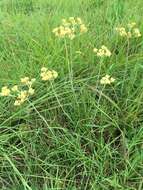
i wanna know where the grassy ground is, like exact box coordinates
[0,0,143,189]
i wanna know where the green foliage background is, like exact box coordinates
[0,0,143,189]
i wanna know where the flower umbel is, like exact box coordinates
[11,85,18,92]
[93,45,111,57]
[20,77,36,86]
[52,17,87,39]
[100,75,115,85]
[40,67,58,81]
[21,77,30,85]
[115,27,128,37]
[14,90,28,106]
[0,77,36,106]
[13,77,36,106]
[133,28,141,38]
[115,22,141,38]
[0,86,11,96]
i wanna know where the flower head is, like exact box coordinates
[69,17,76,25]
[133,28,141,37]
[20,77,36,87]
[80,24,88,33]
[53,17,87,39]
[11,76,35,106]
[21,77,30,85]
[115,27,127,37]
[128,22,136,29]
[76,17,82,24]
[14,100,22,106]
[17,90,28,101]
[93,45,111,57]
[11,85,18,92]
[0,86,11,96]
[40,67,58,81]
[28,88,35,95]
[41,67,48,72]
[100,75,115,85]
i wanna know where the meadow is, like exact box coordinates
[0,0,143,189]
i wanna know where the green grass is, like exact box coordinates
[0,0,143,189]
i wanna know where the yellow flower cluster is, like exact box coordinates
[0,86,11,96]
[93,45,111,57]
[100,75,115,85]
[115,22,141,38]
[14,77,36,106]
[40,67,58,81]
[14,90,28,106]
[0,67,58,106]
[52,17,87,39]
[0,77,35,106]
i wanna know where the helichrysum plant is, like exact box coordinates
[115,22,141,38]
[93,45,111,57]
[52,17,87,39]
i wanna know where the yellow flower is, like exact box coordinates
[21,77,30,85]
[69,17,76,25]
[27,78,36,86]
[0,86,11,96]
[133,28,141,37]
[97,49,105,57]
[13,85,35,106]
[52,27,59,33]
[101,46,111,57]
[128,22,136,29]
[14,100,21,106]
[93,46,111,57]
[69,17,75,21]
[62,19,67,25]
[52,70,58,79]
[28,88,35,95]
[59,26,67,37]
[116,23,141,38]
[53,17,87,39]
[41,71,52,81]
[52,28,59,36]
[18,90,28,100]
[100,75,115,85]
[115,27,127,37]
[93,48,98,53]
[41,67,58,81]
[76,17,82,24]
[80,24,88,33]
[64,27,72,34]
[13,90,29,106]
[41,67,48,72]
[11,85,18,92]
[1,67,57,106]
[20,77,35,87]
[31,78,36,83]
[69,33,75,40]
